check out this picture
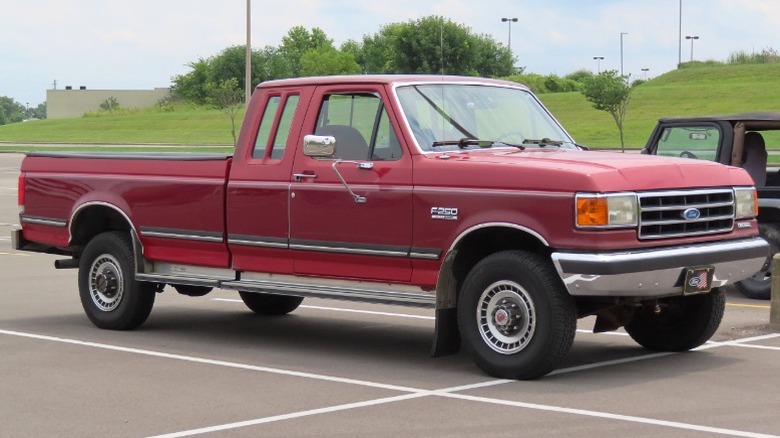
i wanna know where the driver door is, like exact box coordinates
[289,86,413,282]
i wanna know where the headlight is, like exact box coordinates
[576,193,638,228]
[734,187,758,219]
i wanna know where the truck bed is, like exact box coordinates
[19,151,233,267]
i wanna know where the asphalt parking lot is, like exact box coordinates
[1,152,779,437]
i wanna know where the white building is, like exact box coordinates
[46,87,171,119]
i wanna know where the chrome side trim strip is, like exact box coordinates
[289,242,408,258]
[228,235,289,249]
[20,215,67,227]
[229,236,441,260]
[140,227,224,243]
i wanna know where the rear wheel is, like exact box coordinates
[457,251,576,380]
[78,231,155,330]
[239,292,303,315]
[734,223,779,300]
[625,289,725,351]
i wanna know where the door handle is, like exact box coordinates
[293,172,317,181]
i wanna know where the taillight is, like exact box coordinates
[18,173,25,213]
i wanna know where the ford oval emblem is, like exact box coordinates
[683,208,701,221]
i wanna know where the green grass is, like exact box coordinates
[2,63,780,150]
[0,105,243,146]
[541,63,780,148]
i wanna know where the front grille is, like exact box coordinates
[638,189,734,240]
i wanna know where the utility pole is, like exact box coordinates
[245,0,251,106]
[678,0,682,66]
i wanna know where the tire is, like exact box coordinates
[625,288,725,351]
[239,292,303,315]
[457,250,576,380]
[78,231,155,330]
[734,223,779,300]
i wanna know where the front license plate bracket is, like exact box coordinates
[683,266,714,295]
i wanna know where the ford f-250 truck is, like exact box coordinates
[642,113,780,299]
[13,75,769,379]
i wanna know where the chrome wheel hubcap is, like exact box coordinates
[477,280,535,355]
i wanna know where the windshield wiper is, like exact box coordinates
[431,138,525,150]
[522,138,564,147]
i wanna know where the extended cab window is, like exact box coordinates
[314,93,402,161]
[253,94,300,160]
[656,125,720,161]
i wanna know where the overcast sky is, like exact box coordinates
[2,0,778,106]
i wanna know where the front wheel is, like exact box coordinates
[625,289,725,351]
[457,251,576,380]
[78,231,155,330]
[239,292,303,315]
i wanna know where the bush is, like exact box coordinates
[503,73,581,94]
[565,69,594,84]
[728,47,780,64]
[99,97,120,113]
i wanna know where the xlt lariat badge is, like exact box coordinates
[431,207,459,220]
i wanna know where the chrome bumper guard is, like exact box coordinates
[551,237,769,297]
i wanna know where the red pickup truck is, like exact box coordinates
[13,75,768,379]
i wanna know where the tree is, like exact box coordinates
[300,46,361,76]
[172,58,211,104]
[29,102,46,120]
[0,96,25,125]
[353,16,515,77]
[581,70,632,151]
[279,26,333,77]
[208,78,244,146]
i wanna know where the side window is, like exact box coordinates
[253,96,280,159]
[656,126,720,161]
[314,93,402,161]
[269,95,300,160]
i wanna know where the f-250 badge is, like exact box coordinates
[431,207,458,220]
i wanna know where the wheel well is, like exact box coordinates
[757,208,780,223]
[431,226,551,357]
[70,205,133,255]
[451,226,549,287]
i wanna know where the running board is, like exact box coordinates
[221,278,436,308]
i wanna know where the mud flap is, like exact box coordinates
[431,307,460,357]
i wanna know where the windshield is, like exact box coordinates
[395,84,574,152]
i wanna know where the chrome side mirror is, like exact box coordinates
[303,135,336,158]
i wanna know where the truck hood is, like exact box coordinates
[421,148,754,192]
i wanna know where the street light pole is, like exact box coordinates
[245,0,251,106]
[593,56,604,73]
[685,35,699,62]
[501,17,518,52]
[620,32,628,76]
[641,68,649,80]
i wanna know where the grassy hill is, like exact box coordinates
[2,62,779,151]
[541,62,780,148]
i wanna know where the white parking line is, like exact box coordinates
[437,392,780,438]
[148,393,429,438]
[0,329,421,393]
[2,327,779,438]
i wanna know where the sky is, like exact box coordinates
[2,0,779,106]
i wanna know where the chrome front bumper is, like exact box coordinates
[551,237,769,297]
